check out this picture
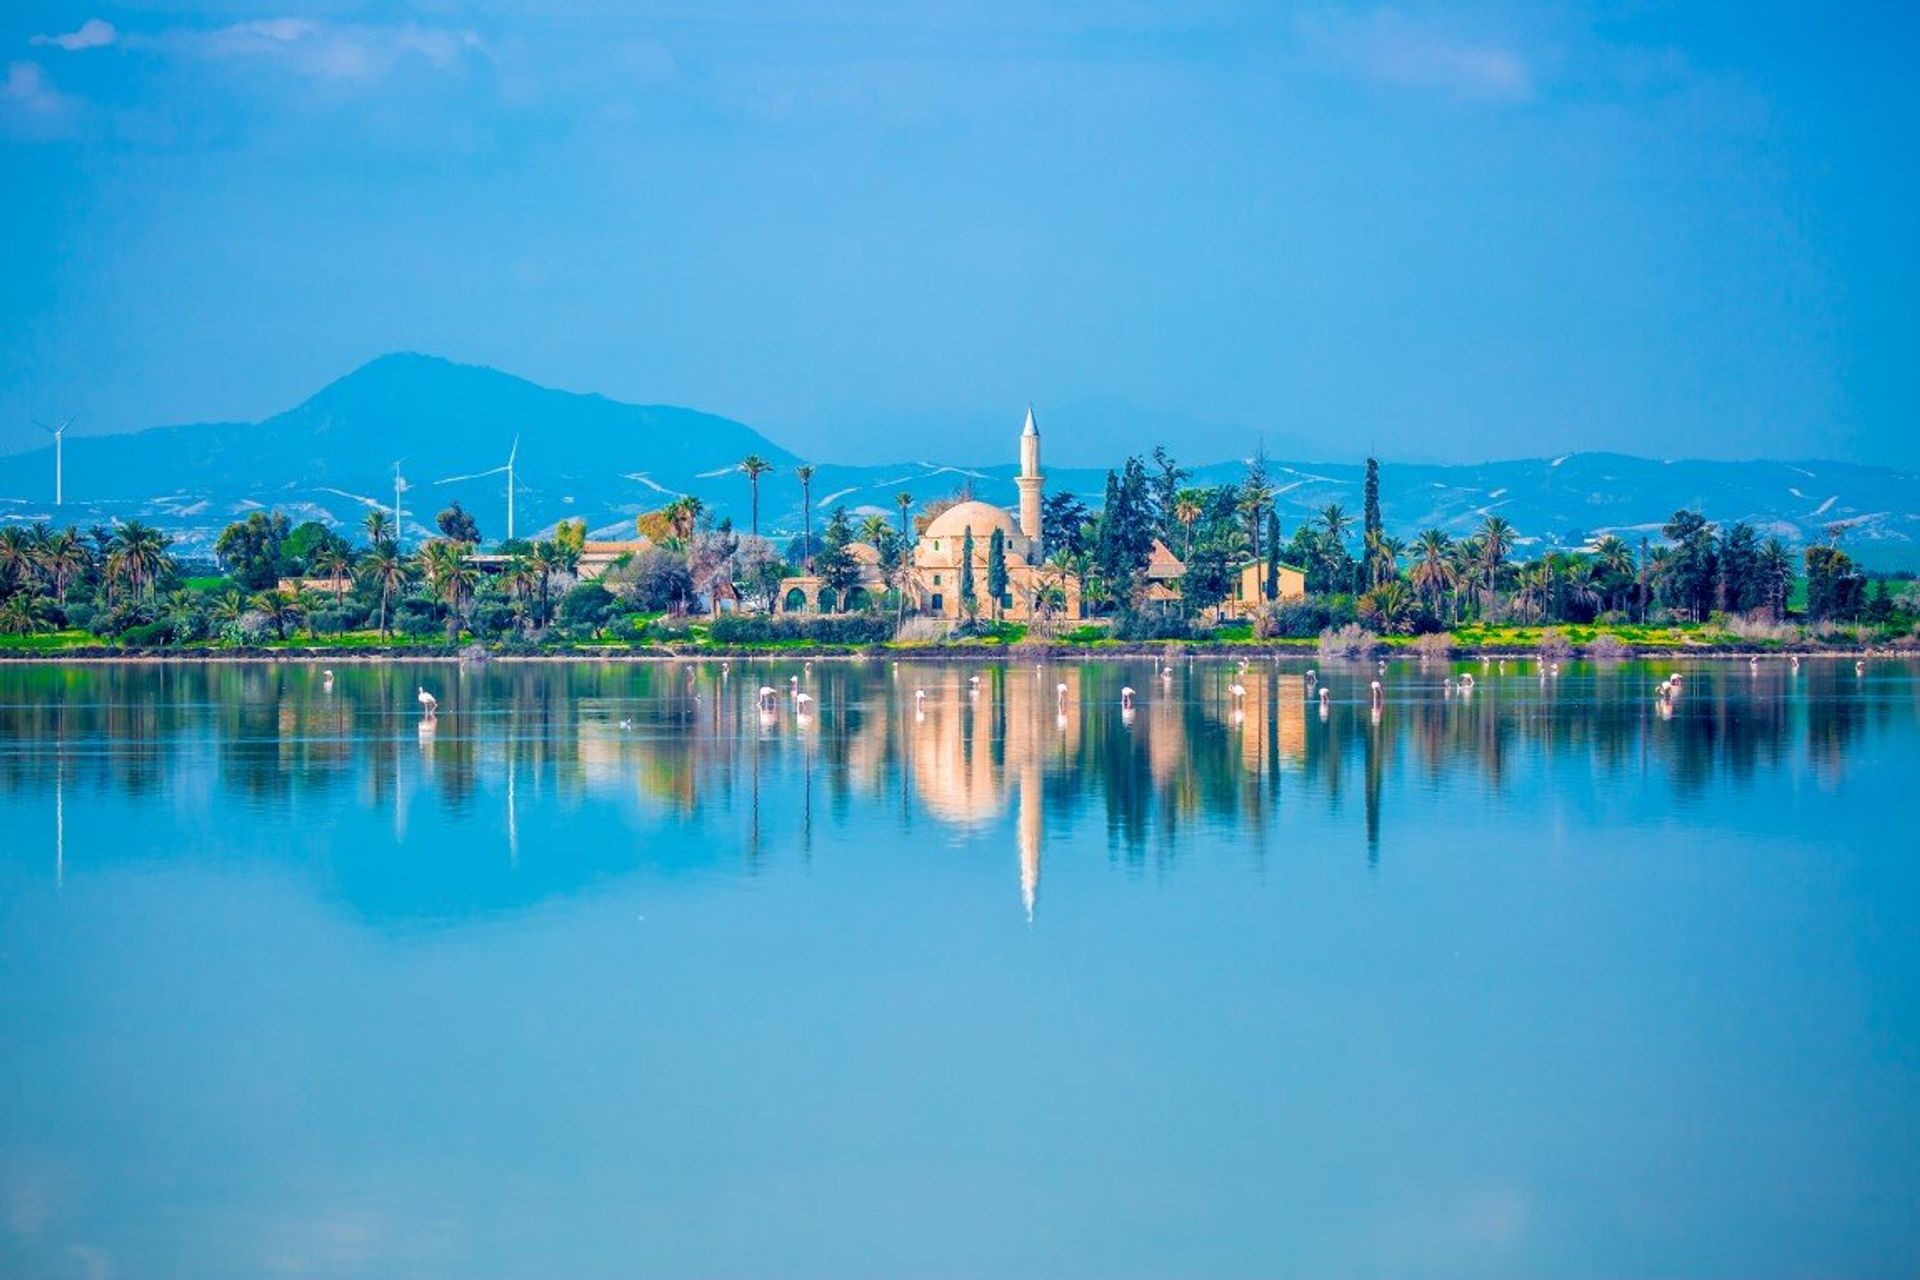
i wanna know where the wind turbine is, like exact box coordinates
[392,460,408,550]
[34,418,73,507]
[435,435,520,543]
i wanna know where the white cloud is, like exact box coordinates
[1,60,81,137]
[3,61,67,113]
[186,18,486,82]
[30,18,116,53]
[1299,8,1533,104]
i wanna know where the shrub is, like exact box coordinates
[558,582,618,629]
[1587,633,1630,661]
[1270,600,1339,638]
[602,547,695,612]
[1114,611,1193,642]
[1317,623,1380,659]
[1413,631,1455,660]
[708,614,893,645]
[1537,628,1574,659]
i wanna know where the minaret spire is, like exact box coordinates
[1016,405,1043,546]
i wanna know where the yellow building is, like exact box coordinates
[1218,558,1308,620]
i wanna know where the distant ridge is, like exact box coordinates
[1,354,1915,564]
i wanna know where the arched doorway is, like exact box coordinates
[783,587,808,613]
[844,586,870,612]
[817,587,837,614]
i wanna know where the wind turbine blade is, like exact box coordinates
[508,434,519,466]
[435,465,511,485]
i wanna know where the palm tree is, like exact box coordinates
[663,495,704,545]
[0,590,49,636]
[362,509,394,548]
[105,521,172,602]
[35,528,90,604]
[1173,491,1204,559]
[357,543,413,639]
[1592,535,1636,615]
[312,545,352,602]
[1319,503,1353,544]
[795,464,816,567]
[210,588,248,628]
[738,454,774,536]
[894,491,914,540]
[251,588,304,641]
[0,528,32,588]
[419,540,479,642]
[528,540,559,627]
[1409,528,1455,617]
[504,553,540,634]
[859,514,890,547]
[1512,561,1553,623]
[1476,515,1515,618]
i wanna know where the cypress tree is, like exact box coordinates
[987,527,1008,619]
[1264,511,1282,600]
[958,526,977,618]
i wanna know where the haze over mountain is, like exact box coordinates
[1,354,1914,565]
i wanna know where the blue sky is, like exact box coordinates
[1,2,1915,467]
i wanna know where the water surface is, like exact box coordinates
[1,657,1916,1278]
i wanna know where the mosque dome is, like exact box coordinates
[924,500,1019,542]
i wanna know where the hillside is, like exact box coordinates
[0,355,1914,563]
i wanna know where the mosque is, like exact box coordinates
[778,407,1082,621]
[775,406,1305,621]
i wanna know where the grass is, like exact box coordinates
[0,629,99,652]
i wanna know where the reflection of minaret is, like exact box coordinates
[1017,754,1042,922]
[1016,406,1043,549]
[54,748,65,890]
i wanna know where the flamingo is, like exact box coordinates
[794,691,814,709]
[1370,680,1383,706]
[757,685,777,711]
[1856,660,1866,677]
[1229,683,1245,701]
[416,686,438,717]
[1055,682,1069,710]
[618,718,633,731]
[1318,686,1330,708]
[1120,686,1135,709]
[1460,673,1475,690]
[322,668,334,689]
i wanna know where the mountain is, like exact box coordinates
[0,353,795,549]
[1,353,1916,565]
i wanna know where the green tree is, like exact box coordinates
[435,501,481,545]
[1264,511,1282,601]
[215,511,291,591]
[986,527,1009,619]
[795,465,816,568]
[738,455,774,536]
[357,543,413,639]
[958,526,978,620]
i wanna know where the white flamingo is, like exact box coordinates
[757,685,777,710]
[1229,683,1245,701]
[322,668,334,690]
[416,686,438,718]
[1318,686,1330,709]
[1056,682,1069,710]
[1120,686,1135,709]
[1370,680,1383,706]
[1856,660,1866,676]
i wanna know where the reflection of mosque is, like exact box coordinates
[3,659,1909,923]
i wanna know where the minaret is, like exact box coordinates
[1016,405,1043,548]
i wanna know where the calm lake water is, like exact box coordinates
[1,656,1916,1279]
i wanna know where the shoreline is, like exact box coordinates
[1,641,1912,666]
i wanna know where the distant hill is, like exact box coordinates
[1,353,1915,564]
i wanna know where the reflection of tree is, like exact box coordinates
[0,658,1903,920]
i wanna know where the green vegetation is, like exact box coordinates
[2,453,1915,658]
